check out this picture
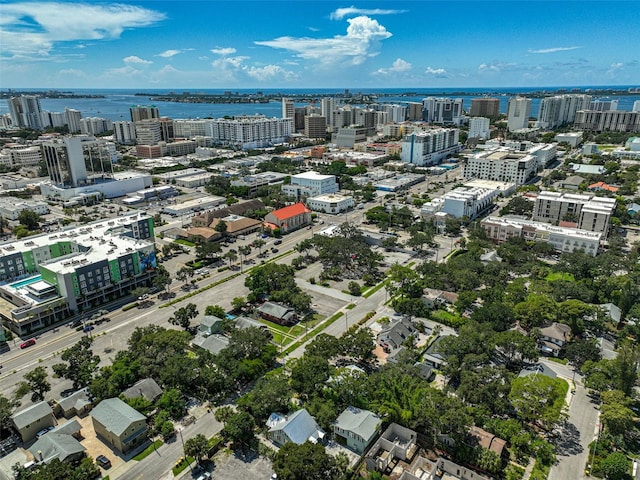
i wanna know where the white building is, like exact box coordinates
[282,171,339,199]
[573,110,640,133]
[321,97,337,126]
[380,104,407,123]
[0,200,50,220]
[8,95,44,130]
[41,111,66,129]
[135,120,163,145]
[400,128,460,166]
[80,117,113,136]
[282,98,295,119]
[440,186,500,219]
[468,117,490,140]
[482,216,602,256]
[64,108,82,134]
[306,194,354,214]
[0,145,42,168]
[172,119,209,138]
[533,191,616,235]
[206,115,293,149]
[507,97,531,131]
[333,126,369,148]
[633,100,640,112]
[555,132,584,148]
[589,99,619,111]
[174,172,218,188]
[422,97,464,125]
[113,121,137,145]
[462,149,537,185]
[536,94,591,129]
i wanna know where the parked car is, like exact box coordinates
[271,248,279,253]
[274,240,282,245]
[83,325,95,333]
[19,339,36,349]
[36,426,54,439]
[96,455,111,469]
[138,293,149,301]
[61,389,76,398]
[70,319,82,328]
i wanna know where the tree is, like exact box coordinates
[564,338,601,371]
[601,452,630,480]
[205,304,227,318]
[231,297,247,312]
[500,196,534,216]
[176,267,192,285]
[0,394,17,439]
[13,457,100,480]
[221,411,255,447]
[224,249,238,266]
[214,220,228,238]
[600,390,634,435]
[514,294,557,330]
[251,238,266,255]
[156,388,187,420]
[613,339,639,396]
[52,337,100,389]
[273,441,347,480]
[131,286,150,300]
[16,366,51,402]
[237,371,292,423]
[195,241,221,261]
[509,375,567,430]
[290,355,332,399]
[347,281,361,296]
[153,265,172,293]
[169,303,198,330]
[184,433,210,464]
[494,330,539,369]
[18,209,41,230]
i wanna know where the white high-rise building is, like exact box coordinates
[135,120,163,145]
[8,95,43,130]
[173,119,209,138]
[80,117,113,135]
[533,191,616,235]
[507,97,531,131]
[633,100,640,112]
[589,99,619,111]
[381,104,407,123]
[65,108,82,133]
[469,117,490,140]
[41,111,67,129]
[282,98,295,119]
[113,121,137,145]
[400,128,460,166]
[321,97,336,126]
[536,94,592,129]
[421,97,464,125]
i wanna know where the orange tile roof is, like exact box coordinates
[588,181,619,192]
[270,203,311,220]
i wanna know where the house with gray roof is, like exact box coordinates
[334,407,382,454]
[266,408,325,447]
[90,397,147,453]
[51,419,82,437]
[557,175,586,190]
[539,322,571,357]
[599,303,622,326]
[378,318,417,353]
[191,333,230,355]
[257,301,297,326]
[123,378,163,403]
[11,401,56,442]
[199,315,224,335]
[55,388,91,419]
[29,433,85,464]
[235,315,268,331]
[423,335,448,369]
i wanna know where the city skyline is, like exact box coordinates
[1,1,639,90]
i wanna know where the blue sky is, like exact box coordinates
[1,1,638,89]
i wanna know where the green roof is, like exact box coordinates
[335,406,382,441]
[91,398,146,436]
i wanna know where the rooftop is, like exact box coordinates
[90,397,146,436]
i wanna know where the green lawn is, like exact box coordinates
[133,440,163,461]
[431,309,466,328]
[172,456,195,476]
[546,271,575,282]
[174,238,196,247]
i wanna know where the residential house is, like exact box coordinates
[191,334,230,355]
[557,175,586,190]
[29,433,85,464]
[182,226,220,243]
[199,315,225,335]
[90,398,147,453]
[364,423,418,473]
[264,202,312,234]
[11,401,56,442]
[421,288,459,309]
[377,318,417,353]
[538,322,572,357]
[334,406,382,454]
[599,303,622,326]
[266,409,325,447]
[257,301,297,326]
[234,315,268,332]
[399,455,491,480]
[54,388,92,419]
[123,378,163,403]
[588,181,619,193]
[468,426,508,459]
[423,335,448,369]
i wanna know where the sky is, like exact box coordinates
[1,1,639,90]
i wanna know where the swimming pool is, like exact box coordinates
[10,275,42,289]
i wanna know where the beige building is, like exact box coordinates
[304,114,327,139]
[533,191,615,235]
[90,398,147,453]
[463,149,537,185]
[11,401,56,442]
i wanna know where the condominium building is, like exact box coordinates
[0,199,49,220]
[41,111,66,129]
[306,194,354,214]
[65,108,82,134]
[173,119,209,138]
[533,191,616,235]
[0,145,42,168]
[134,120,163,145]
[536,94,591,129]
[633,100,640,112]
[573,110,640,133]
[80,117,113,136]
[507,97,531,131]
[8,95,44,130]
[481,216,602,256]
[468,117,490,140]
[282,98,295,119]
[113,121,137,145]
[440,186,500,219]
[282,171,339,199]
[206,115,293,149]
[304,115,327,139]
[422,97,464,125]
[0,213,156,335]
[400,129,460,166]
[380,104,407,123]
[589,99,619,111]
[463,149,537,185]
[130,105,160,123]
[470,98,500,118]
[321,97,337,126]
[406,102,424,121]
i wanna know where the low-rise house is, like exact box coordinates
[11,401,56,443]
[423,335,448,369]
[183,227,220,243]
[209,215,262,237]
[377,318,417,353]
[538,322,572,357]
[29,433,85,464]
[54,388,92,419]
[266,409,325,447]
[399,455,491,480]
[334,406,382,454]
[588,181,619,193]
[234,315,268,331]
[557,175,586,190]
[90,398,148,454]
[364,423,418,473]
[264,203,312,234]
[122,378,163,403]
[199,315,225,335]
[191,333,230,355]
[257,301,297,326]
[421,288,459,309]
[599,303,622,326]
[468,426,507,459]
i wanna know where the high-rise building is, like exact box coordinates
[282,98,295,119]
[462,149,537,185]
[8,95,43,130]
[65,108,82,133]
[533,191,616,235]
[400,128,460,166]
[321,97,336,126]
[406,102,423,121]
[41,111,66,129]
[80,117,113,135]
[470,98,500,118]
[130,105,160,122]
[633,100,640,112]
[507,97,531,131]
[589,99,619,111]
[469,117,491,140]
[573,110,640,133]
[42,135,114,188]
[536,94,591,129]
[422,97,464,125]
[135,120,163,145]
[113,121,137,145]
[304,115,327,139]
[158,117,174,142]
[381,104,407,123]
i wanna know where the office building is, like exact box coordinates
[42,136,113,188]
[355,108,377,133]
[304,115,327,139]
[113,121,137,145]
[470,98,500,118]
[306,194,354,214]
[0,145,42,168]
[130,105,159,122]
[463,149,537,185]
[400,128,460,166]
[0,213,156,335]
[533,191,616,235]
[333,125,369,148]
[282,171,339,199]
[64,108,82,134]
[422,97,464,125]
[536,94,591,128]
[507,97,531,131]
[135,120,163,145]
[80,117,113,136]
[282,98,295,119]
[573,110,640,133]
[481,216,602,256]
[468,117,490,140]
[8,95,44,130]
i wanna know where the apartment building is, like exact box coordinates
[304,114,327,139]
[113,121,137,145]
[80,117,113,136]
[8,95,44,130]
[422,97,464,125]
[533,191,616,235]
[468,117,490,140]
[130,105,160,122]
[470,98,500,117]
[536,94,591,129]
[507,97,531,131]
[573,110,640,133]
[400,128,460,166]
[462,149,537,185]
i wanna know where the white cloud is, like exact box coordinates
[156,49,191,58]
[210,47,236,56]
[255,16,392,66]
[607,62,624,76]
[375,58,412,75]
[425,66,447,75]
[528,46,581,54]
[212,56,249,69]
[0,2,165,58]
[330,6,407,20]
[478,62,516,73]
[246,65,297,82]
[123,55,152,65]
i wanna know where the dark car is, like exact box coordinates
[19,339,36,349]
[271,248,279,253]
[61,389,76,398]
[274,239,282,245]
[96,455,111,469]
[70,319,83,328]
[83,325,95,333]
